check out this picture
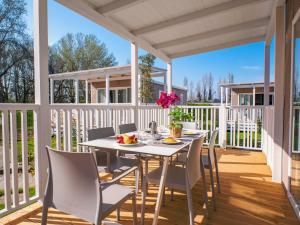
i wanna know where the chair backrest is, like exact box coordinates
[182,122,197,130]
[44,147,101,224]
[119,123,137,134]
[185,136,205,189]
[88,127,116,165]
[208,129,219,168]
[88,127,115,140]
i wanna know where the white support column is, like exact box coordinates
[220,86,224,105]
[85,80,89,104]
[33,0,50,198]
[264,44,270,106]
[167,62,172,94]
[50,79,54,104]
[272,5,285,182]
[131,43,139,126]
[253,86,256,106]
[105,74,110,105]
[225,88,229,106]
[74,79,79,104]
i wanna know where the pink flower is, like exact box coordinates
[156,91,180,108]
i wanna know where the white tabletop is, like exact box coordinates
[79,131,208,157]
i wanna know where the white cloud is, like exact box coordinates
[241,66,263,70]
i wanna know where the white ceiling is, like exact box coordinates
[56,0,279,62]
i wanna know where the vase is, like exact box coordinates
[171,127,182,138]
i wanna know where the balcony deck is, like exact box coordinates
[0,148,298,225]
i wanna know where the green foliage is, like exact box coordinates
[49,33,118,103]
[139,53,156,104]
[169,106,193,128]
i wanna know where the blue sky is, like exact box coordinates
[25,0,275,88]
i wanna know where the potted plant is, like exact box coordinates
[156,91,193,138]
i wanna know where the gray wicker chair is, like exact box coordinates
[42,147,137,225]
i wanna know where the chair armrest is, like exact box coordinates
[101,165,138,185]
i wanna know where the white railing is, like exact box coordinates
[0,103,274,216]
[0,104,41,216]
[180,106,220,144]
[263,106,275,167]
[226,106,264,150]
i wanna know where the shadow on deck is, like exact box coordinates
[0,148,298,225]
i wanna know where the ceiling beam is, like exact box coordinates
[56,0,171,62]
[265,0,284,45]
[97,0,147,15]
[132,0,270,36]
[154,17,269,49]
[169,35,265,58]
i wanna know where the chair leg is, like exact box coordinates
[213,148,221,193]
[135,167,140,194]
[116,208,121,221]
[141,176,147,225]
[209,167,216,211]
[162,186,166,207]
[186,187,194,225]
[41,204,49,225]
[171,188,174,201]
[132,193,138,225]
[145,159,149,195]
[200,162,209,213]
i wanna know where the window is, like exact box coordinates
[239,94,253,106]
[97,89,106,103]
[118,89,126,103]
[110,90,116,103]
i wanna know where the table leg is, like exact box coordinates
[152,157,169,225]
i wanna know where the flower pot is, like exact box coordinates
[171,127,182,138]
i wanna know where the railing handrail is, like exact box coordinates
[0,103,40,110]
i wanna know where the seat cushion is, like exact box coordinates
[109,157,139,174]
[101,183,133,218]
[147,165,187,191]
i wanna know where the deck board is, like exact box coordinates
[0,148,299,225]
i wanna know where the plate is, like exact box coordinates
[117,141,141,147]
[183,131,200,136]
[162,139,182,145]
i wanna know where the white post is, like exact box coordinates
[163,73,167,92]
[264,45,270,106]
[253,86,256,106]
[220,86,224,105]
[263,44,271,156]
[74,79,79,104]
[50,79,54,104]
[131,43,139,126]
[33,0,50,198]
[225,88,229,106]
[105,74,110,105]
[272,5,285,182]
[85,80,89,104]
[167,62,172,94]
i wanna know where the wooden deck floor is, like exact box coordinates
[0,148,299,225]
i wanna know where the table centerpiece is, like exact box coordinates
[156,91,193,138]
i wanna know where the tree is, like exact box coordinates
[188,80,194,101]
[49,33,117,103]
[201,74,208,102]
[207,73,214,101]
[0,0,34,103]
[227,72,234,83]
[139,53,156,104]
[183,76,188,89]
[196,81,202,102]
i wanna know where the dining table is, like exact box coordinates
[79,129,208,225]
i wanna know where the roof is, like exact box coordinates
[56,0,284,61]
[152,80,187,91]
[49,64,166,80]
[220,81,275,88]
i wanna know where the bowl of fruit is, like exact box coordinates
[116,134,139,146]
